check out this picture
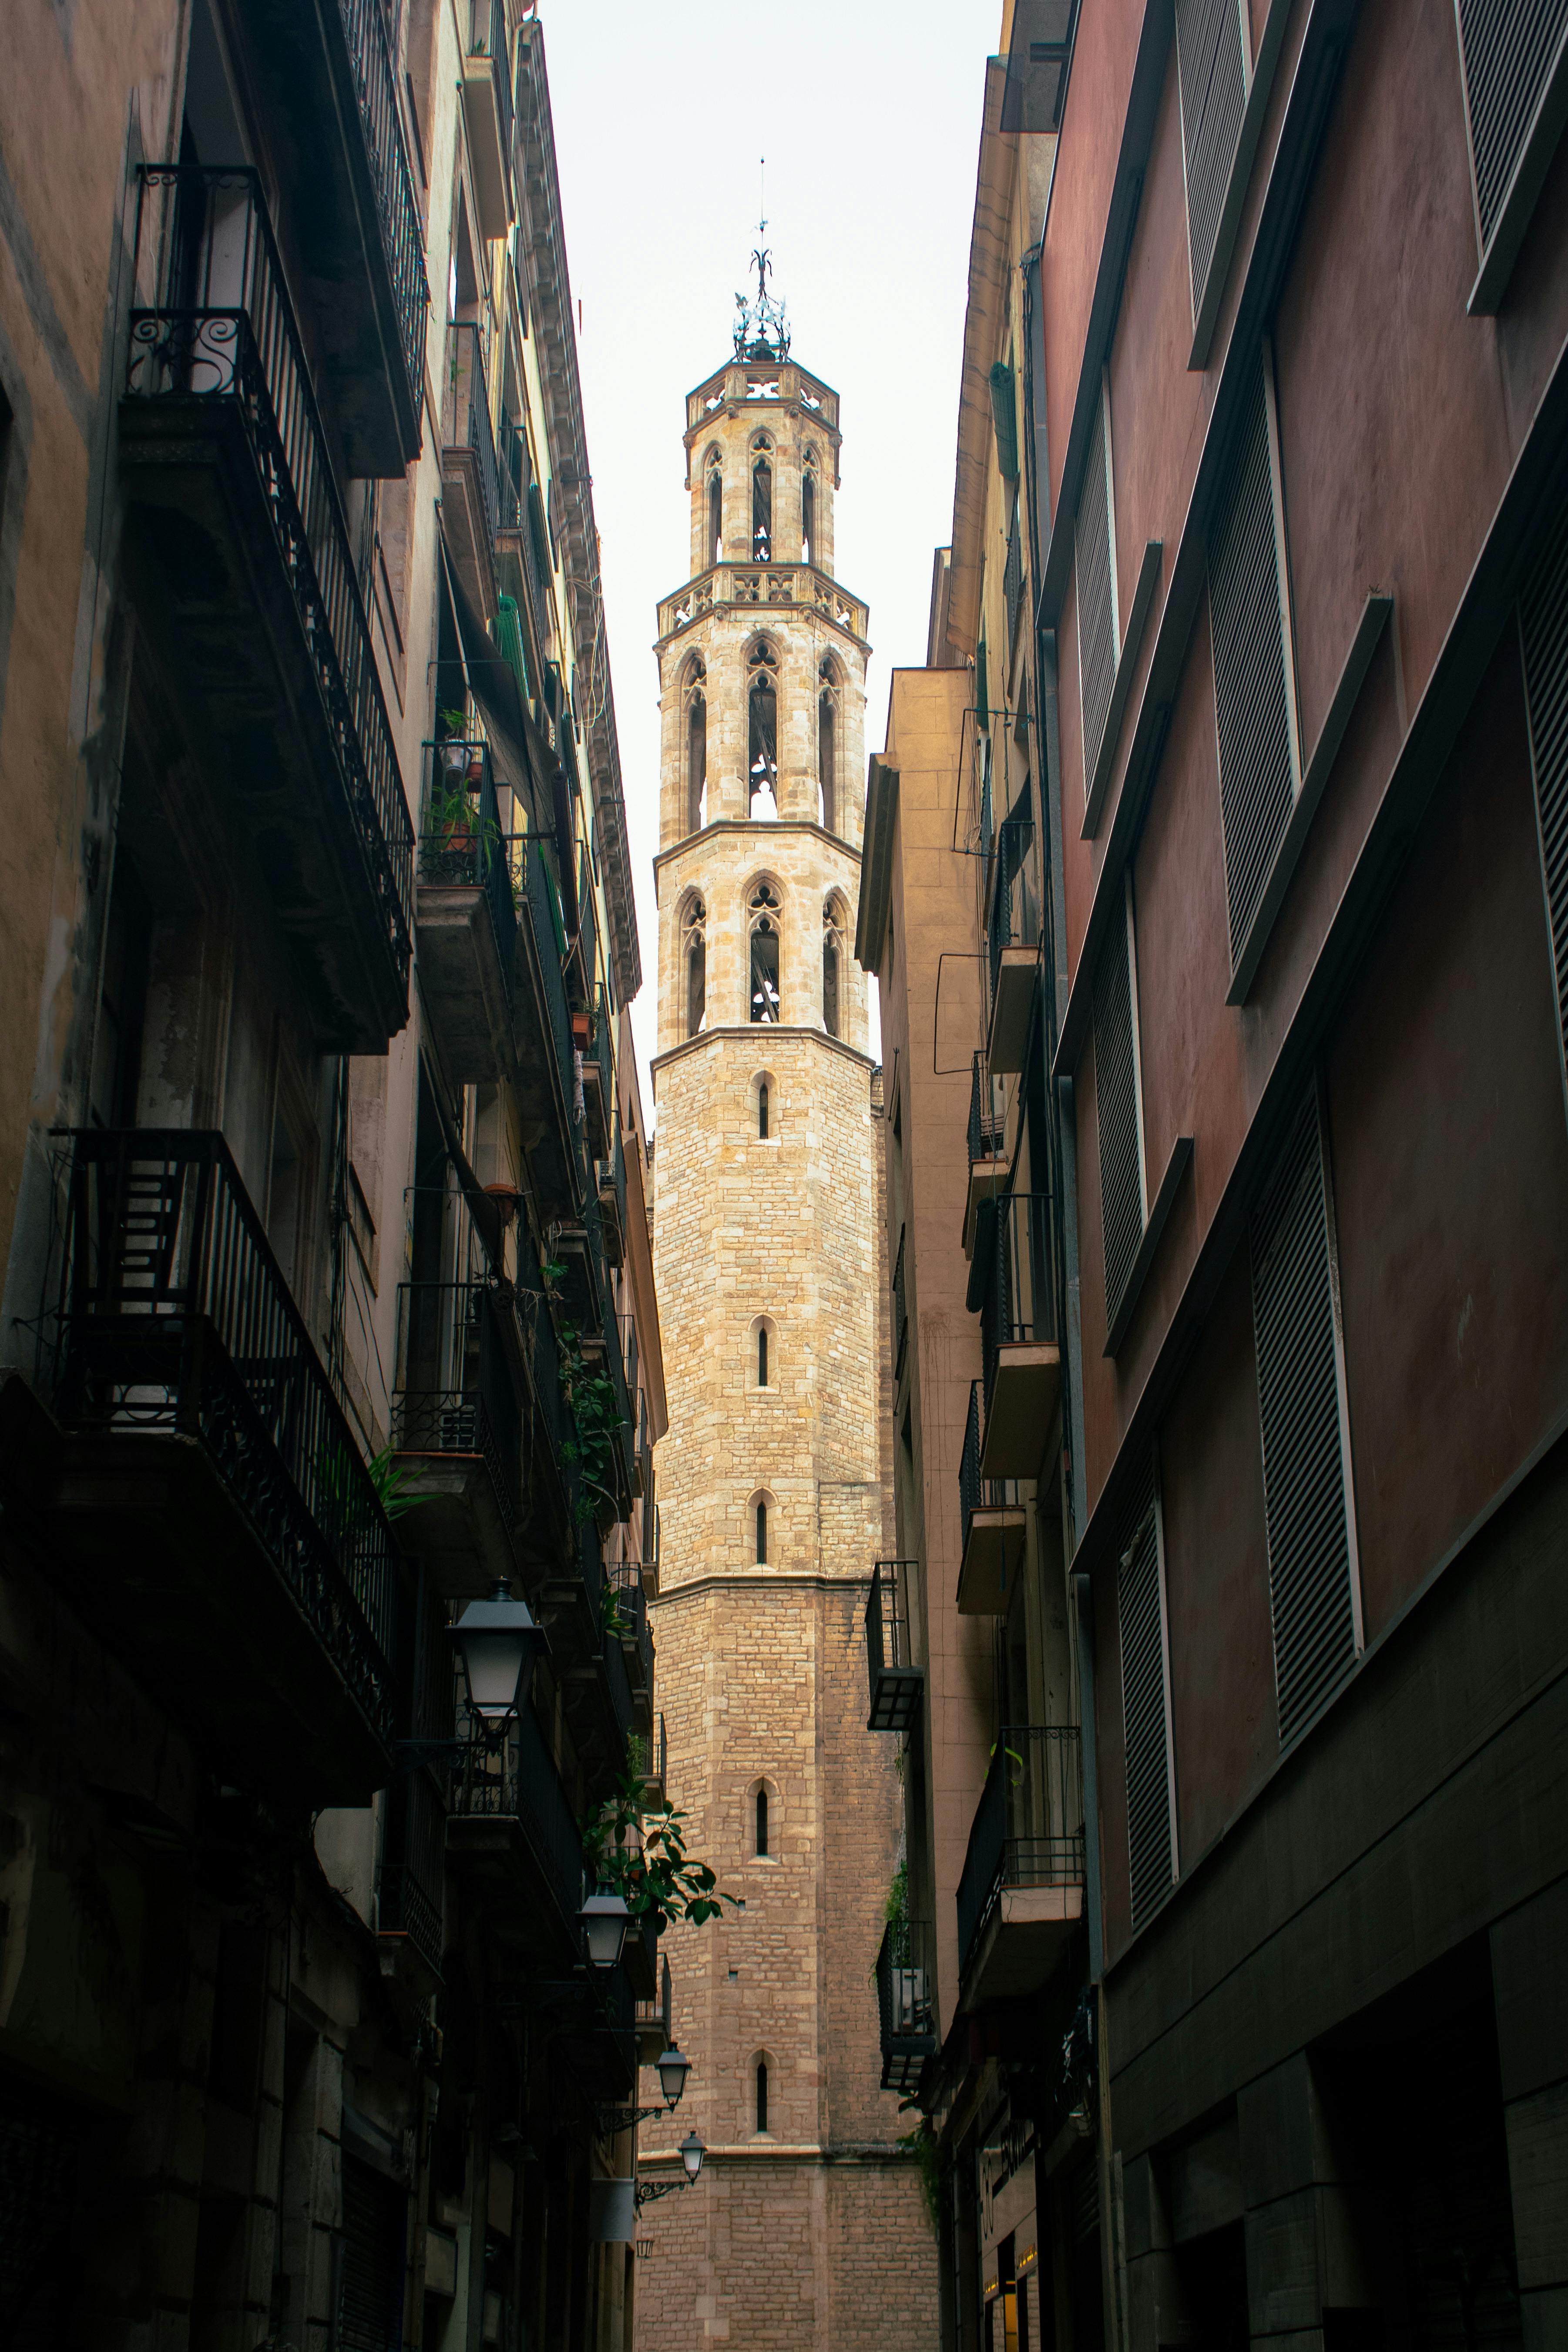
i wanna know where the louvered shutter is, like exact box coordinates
[1175,0,1249,314]
[1209,353,1298,964]
[1076,384,1119,806]
[1249,1089,1360,1747]
[338,2155,408,2352]
[1454,0,1568,250]
[1118,1458,1176,1930]
[1093,880,1146,1329]
[1518,509,1568,1082]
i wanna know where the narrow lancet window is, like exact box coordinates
[802,464,816,564]
[759,1082,769,1139]
[822,897,845,1039]
[707,455,722,564]
[758,1327,769,1386]
[756,1788,769,1855]
[749,883,781,1022]
[755,2060,769,2132]
[682,896,707,1038]
[756,1498,768,1563]
[748,642,779,818]
[752,441,773,561]
[818,662,838,833]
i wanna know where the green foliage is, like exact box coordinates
[884,1860,909,1930]
[897,2117,941,2236]
[583,1767,736,1935]
[599,1577,630,1639]
[313,1440,414,1531]
[556,1320,625,1526]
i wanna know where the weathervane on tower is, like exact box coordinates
[733,156,791,361]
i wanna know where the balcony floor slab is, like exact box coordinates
[957,1506,1029,1615]
[393,1451,515,1598]
[980,1346,1061,1480]
[963,1884,1084,2008]
[987,947,1039,1077]
[416,886,517,1085]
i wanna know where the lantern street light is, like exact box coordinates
[597,2040,693,2137]
[450,1582,546,1730]
[580,1889,633,1971]
[634,2131,707,2208]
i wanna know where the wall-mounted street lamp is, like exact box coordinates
[635,2131,706,2208]
[580,1888,633,1971]
[597,2040,693,2137]
[394,1583,546,1772]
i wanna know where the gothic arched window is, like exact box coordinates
[802,455,817,565]
[755,2057,769,2133]
[684,655,707,834]
[751,434,774,562]
[749,880,781,1023]
[822,895,846,1039]
[681,894,707,1038]
[747,640,779,819]
[756,1787,769,1854]
[706,449,722,565]
[818,658,839,834]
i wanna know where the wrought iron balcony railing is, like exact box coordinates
[337,0,429,431]
[514,830,584,1202]
[608,1561,654,1702]
[875,1916,937,2093]
[391,1277,521,1535]
[442,322,504,552]
[968,1051,1008,1169]
[970,1190,1057,1417]
[447,1701,586,1936]
[598,1122,628,1267]
[956,1726,1085,1977]
[124,166,414,1020]
[419,739,517,983]
[892,1227,909,1380]
[469,0,514,175]
[377,1760,446,1983]
[959,1380,1022,1574]
[865,1560,923,1733]
[986,816,1042,1006]
[53,1128,399,1755]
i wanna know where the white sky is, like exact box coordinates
[539,0,1001,1111]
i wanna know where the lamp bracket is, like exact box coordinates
[634,2176,695,2209]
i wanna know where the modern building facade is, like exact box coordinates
[0,5,677,2346]
[636,286,937,2347]
[861,1,1568,2349]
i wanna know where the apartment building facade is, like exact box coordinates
[862,0,1568,2346]
[0,4,679,2346]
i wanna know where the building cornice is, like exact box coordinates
[649,1026,878,1089]
[648,1568,875,1605]
[652,820,863,879]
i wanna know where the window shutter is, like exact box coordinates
[1118,1457,1176,1929]
[1075,381,1118,806]
[1454,0,1568,251]
[989,361,1020,482]
[1209,353,1298,965]
[1249,1088,1360,1747]
[1092,879,1146,1331]
[1518,509,1568,1081]
[1175,0,1249,316]
[338,2155,408,2352]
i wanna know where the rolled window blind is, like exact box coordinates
[1209,353,1297,964]
[1518,505,1568,1078]
[1093,885,1145,1331]
[1249,1088,1360,1747]
[1175,0,1248,314]
[1076,385,1118,804]
[1454,0,1568,249]
[1118,1457,1176,1929]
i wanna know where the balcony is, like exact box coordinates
[984,817,1041,1075]
[957,1381,1026,1616]
[462,0,514,243]
[636,1952,672,2068]
[378,1764,446,1999]
[45,1130,399,1805]
[956,1727,1085,2005]
[865,1560,923,1733]
[608,1562,654,1723]
[245,0,427,469]
[416,742,517,1084]
[964,1052,1011,1258]
[582,986,615,1162]
[446,1705,585,1967]
[391,1276,521,1595]
[120,166,413,1052]
[875,1918,937,2095]
[967,1191,1060,1478]
[638,1712,669,1808]
[512,833,584,1219]
[496,430,556,655]
[598,1123,628,1268]
[656,562,866,647]
[441,326,503,620]
[535,1511,637,1774]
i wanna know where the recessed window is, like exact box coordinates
[758,1326,769,1387]
[755,1787,769,1855]
[748,1487,776,1566]
[756,1496,768,1563]
[749,880,782,1021]
[752,1070,777,1139]
[682,894,707,1039]
[759,1081,769,1138]
[755,2059,769,2134]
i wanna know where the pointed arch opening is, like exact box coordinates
[705,447,723,565]
[751,433,774,562]
[683,655,707,835]
[749,1314,778,1390]
[747,879,782,1023]
[752,1068,777,1141]
[818,656,840,833]
[746,639,779,820]
[802,452,818,565]
[822,894,847,1040]
[680,893,707,1038]
[748,1487,776,1566]
[752,2052,772,2136]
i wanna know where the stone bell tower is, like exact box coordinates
[635,269,937,2347]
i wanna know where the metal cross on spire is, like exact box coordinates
[733,157,791,362]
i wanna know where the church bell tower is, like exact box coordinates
[635,269,937,2342]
